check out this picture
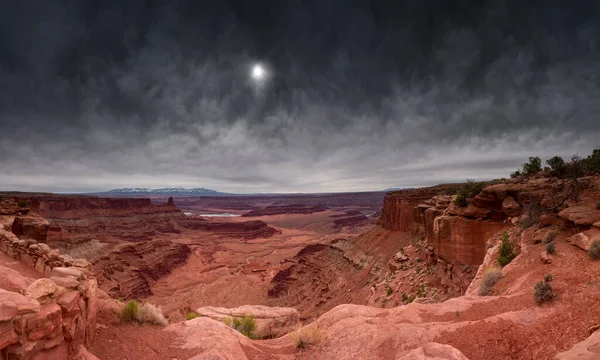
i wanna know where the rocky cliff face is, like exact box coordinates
[0,198,50,243]
[177,218,280,239]
[93,239,191,300]
[378,186,446,231]
[32,197,183,245]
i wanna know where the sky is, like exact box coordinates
[1,0,599,194]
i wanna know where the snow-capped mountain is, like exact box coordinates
[98,187,228,196]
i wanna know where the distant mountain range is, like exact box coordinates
[89,186,411,197]
[94,187,231,196]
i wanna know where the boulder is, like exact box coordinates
[447,204,491,219]
[0,321,16,349]
[0,265,35,292]
[11,215,50,241]
[166,318,251,360]
[26,278,58,304]
[50,276,80,289]
[56,291,80,314]
[52,267,85,281]
[558,206,600,226]
[195,305,300,338]
[0,289,40,315]
[397,343,470,360]
[502,196,522,217]
[566,230,600,252]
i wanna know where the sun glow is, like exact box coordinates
[251,64,266,80]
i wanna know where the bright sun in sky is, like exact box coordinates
[251,64,266,80]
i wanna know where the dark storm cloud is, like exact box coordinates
[0,0,599,193]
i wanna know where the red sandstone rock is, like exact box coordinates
[0,289,40,316]
[166,317,255,359]
[94,239,190,300]
[502,196,522,217]
[397,343,470,360]
[50,276,80,289]
[11,215,50,242]
[433,216,504,265]
[25,302,62,341]
[57,291,80,314]
[25,279,58,305]
[195,305,300,338]
[0,321,16,349]
[558,206,600,226]
[566,229,600,252]
[554,330,600,360]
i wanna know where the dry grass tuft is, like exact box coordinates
[478,267,504,296]
[120,300,168,326]
[136,302,168,326]
[290,324,321,349]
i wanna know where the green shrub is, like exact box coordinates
[386,287,393,296]
[120,300,139,322]
[582,149,600,174]
[534,279,554,304]
[545,242,556,254]
[443,186,458,195]
[186,312,199,320]
[543,231,558,245]
[510,170,522,178]
[522,157,542,177]
[588,239,600,260]
[498,232,516,267]
[454,189,469,207]
[17,199,28,208]
[544,273,553,282]
[546,156,567,178]
[225,315,257,338]
[478,267,504,296]
[0,196,4,202]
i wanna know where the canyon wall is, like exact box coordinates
[31,197,183,245]
[378,186,445,231]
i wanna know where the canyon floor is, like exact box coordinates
[2,179,600,359]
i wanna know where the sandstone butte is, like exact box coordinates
[0,176,600,359]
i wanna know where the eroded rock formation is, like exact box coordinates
[93,239,191,299]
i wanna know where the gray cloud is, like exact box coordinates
[0,1,599,193]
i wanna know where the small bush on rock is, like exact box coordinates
[17,199,28,208]
[386,287,393,296]
[136,302,168,326]
[454,189,469,207]
[544,273,553,282]
[186,312,199,320]
[522,157,542,177]
[120,300,139,322]
[498,232,516,267]
[545,242,556,254]
[543,231,558,245]
[224,315,257,338]
[291,324,320,349]
[120,300,167,325]
[534,279,555,304]
[478,267,504,296]
[588,239,600,260]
